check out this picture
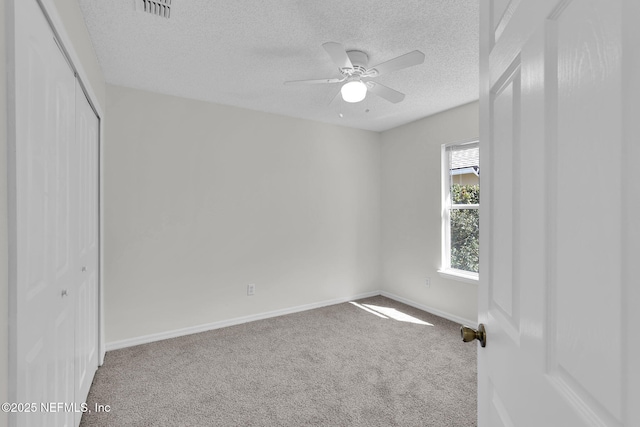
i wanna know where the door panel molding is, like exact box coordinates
[489,380,516,427]
[488,55,522,342]
[548,368,624,427]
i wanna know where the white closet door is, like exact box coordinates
[14,1,100,426]
[14,0,77,426]
[74,83,99,424]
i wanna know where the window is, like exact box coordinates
[440,140,479,282]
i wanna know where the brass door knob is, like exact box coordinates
[461,324,486,347]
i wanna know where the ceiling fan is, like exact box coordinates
[285,42,425,104]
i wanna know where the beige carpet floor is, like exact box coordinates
[80,295,477,426]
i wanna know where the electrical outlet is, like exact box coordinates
[247,284,255,296]
[425,277,431,288]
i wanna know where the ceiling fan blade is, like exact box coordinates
[322,42,353,70]
[327,86,342,105]
[368,50,425,77]
[366,81,405,103]
[284,77,344,85]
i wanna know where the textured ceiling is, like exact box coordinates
[78,0,479,132]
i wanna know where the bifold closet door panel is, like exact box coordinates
[14,0,78,425]
[74,81,100,420]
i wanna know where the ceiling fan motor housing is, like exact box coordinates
[342,50,369,77]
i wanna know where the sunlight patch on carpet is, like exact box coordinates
[349,302,434,326]
[349,302,389,318]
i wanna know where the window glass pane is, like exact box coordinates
[450,208,479,273]
[449,145,479,204]
[443,140,480,276]
[451,183,480,205]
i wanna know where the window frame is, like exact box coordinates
[439,139,480,284]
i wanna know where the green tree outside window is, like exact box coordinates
[450,184,479,273]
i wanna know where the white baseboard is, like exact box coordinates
[380,291,477,327]
[106,290,476,351]
[105,290,381,351]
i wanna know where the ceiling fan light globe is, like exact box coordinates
[341,80,367,103]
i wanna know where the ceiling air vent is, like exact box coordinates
[136,0,171,19]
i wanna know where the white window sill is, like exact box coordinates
[438,268,479,284]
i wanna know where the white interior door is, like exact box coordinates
[14,0,77,425]
[478,0,639,426]
[73,82,99,425]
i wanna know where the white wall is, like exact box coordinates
[1,0,9,425]
[105,84,381,343]
[381,102,479,322]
